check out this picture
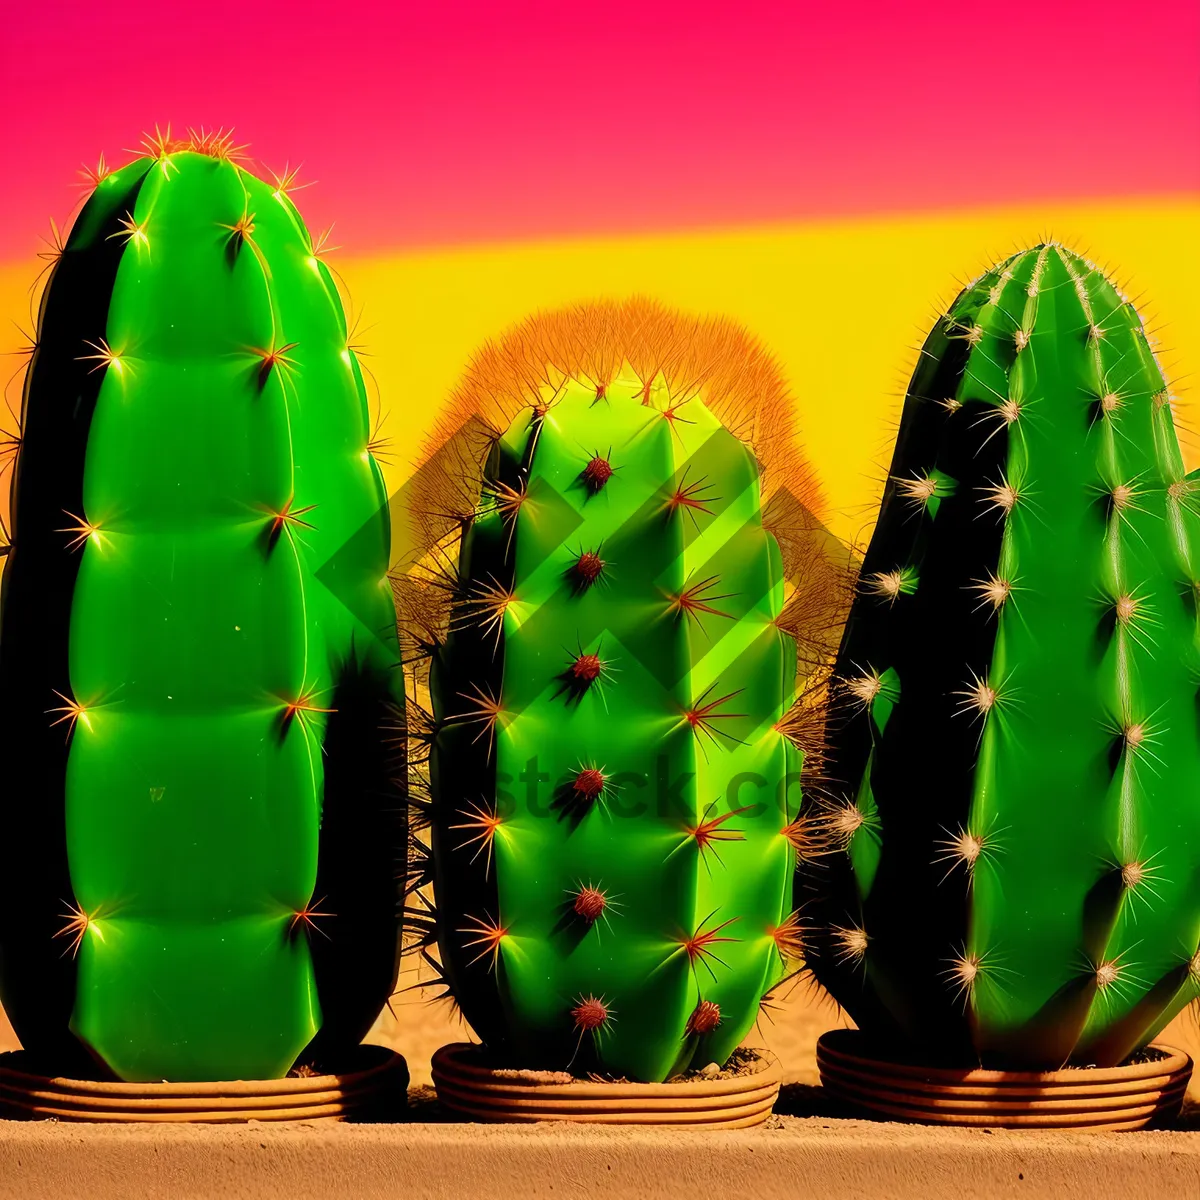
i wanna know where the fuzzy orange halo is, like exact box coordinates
[395,297,854,775]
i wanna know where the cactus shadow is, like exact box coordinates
[773,1081,858,1120]
[1082,960,1193,1068]
[1092,490,1118,532]
[550,781,593,830]
[1104,732,1130,778]
[549,900,591,953]
[272,707,299,745]
[984,975,1097,1067]
[1082,866,1125,961]
[1177,578,1199,623]
[257,520,291,558]
[302,648,406,1066]
[223,231,244,270]
[1092,607,1119,669]
[551,670,595,706]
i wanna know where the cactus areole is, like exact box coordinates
[405,300,843,1083]
[806,244,1200,1068]
[0,136,405,1082]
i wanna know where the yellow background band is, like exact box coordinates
[3,196,1197,549]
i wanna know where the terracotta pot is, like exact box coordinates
[816,1029,1192,1130]
[0,1045,408,1123]
[431,1043,781,1128]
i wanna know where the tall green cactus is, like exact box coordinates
[0,131,405,1082]
[805,244,1200,1067]
[405,300,841,1082]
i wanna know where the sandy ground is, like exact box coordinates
[2,965,1199,1096]
[0,1105,1197,1200]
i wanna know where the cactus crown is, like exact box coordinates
[806,243,1200,1068]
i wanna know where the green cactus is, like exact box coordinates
[0,131,405,1082]
[404,300,842,1082]
[804,243,1200,1067]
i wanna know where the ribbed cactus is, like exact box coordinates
[804,243,1200,1068]
[403,300,843,1082]
[0,131,405,1082]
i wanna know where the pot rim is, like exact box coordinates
[0,1045,403,1102]
[817,1029,1192,1086]
[432,1042,781,1100]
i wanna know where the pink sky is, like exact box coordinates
[2,1,1198,260]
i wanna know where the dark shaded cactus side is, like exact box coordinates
[0,131,405,1081]
[803,243,1200,1067]
[401,300,846,1082]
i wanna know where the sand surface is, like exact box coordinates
[0,1102,1197,1200]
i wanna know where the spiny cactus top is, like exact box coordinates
[805,244,1200,1068]
[0,130,405,1081]
[400,299,847,1082]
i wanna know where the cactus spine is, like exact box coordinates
[0,132,405,1081]
[806,244,1200,1067]
[404,300,841,1082]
